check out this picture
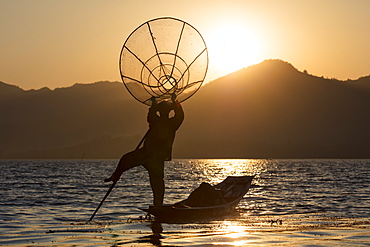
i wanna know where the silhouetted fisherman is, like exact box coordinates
[104,94,184,207]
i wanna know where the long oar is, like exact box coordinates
[88,130,149,222]
[88,181,116,221]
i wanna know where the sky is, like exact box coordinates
[0,0,369,90]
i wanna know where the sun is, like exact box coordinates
[206,24,260,75]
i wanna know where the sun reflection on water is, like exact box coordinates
[222,222,246,238]
[188,159,268,184]
[216,221,251,246]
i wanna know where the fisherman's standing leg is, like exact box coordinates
[144,159,165,207]
[104,149,146,182]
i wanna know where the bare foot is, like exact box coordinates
[104,173,120,183]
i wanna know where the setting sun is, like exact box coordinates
[206,24,261,75]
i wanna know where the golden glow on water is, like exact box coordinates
[222,222,245,238]
[214,221,252,246]
[193,159,268,184]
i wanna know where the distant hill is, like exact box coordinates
[351,75,370,91]
[181,60,370,158]
[0,81,148,158]
[1,60,369,159]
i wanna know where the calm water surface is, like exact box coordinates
[1,159,369,246]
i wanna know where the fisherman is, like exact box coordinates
[104,93,184,207]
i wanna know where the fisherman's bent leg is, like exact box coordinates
[104,149,146,182]
[144,159,165,207]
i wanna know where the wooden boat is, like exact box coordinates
[140,176,254,222]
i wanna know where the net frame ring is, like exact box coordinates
[119,17,208,105]
[159,75,178,93]
[141,52,188,96]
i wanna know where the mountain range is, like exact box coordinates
[1,59,369,159]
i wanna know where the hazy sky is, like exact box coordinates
[1,0,369,90]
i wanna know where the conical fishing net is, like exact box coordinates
[119,17,208,105]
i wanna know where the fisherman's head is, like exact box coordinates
[157,101,173,118]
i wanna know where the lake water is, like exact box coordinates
[1,159,369,246]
